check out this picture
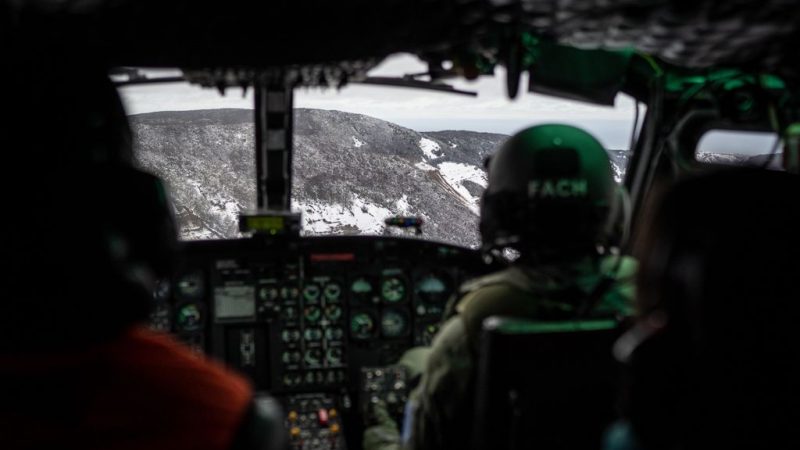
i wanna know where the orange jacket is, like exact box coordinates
[0,325,252,450]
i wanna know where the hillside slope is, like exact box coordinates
[131,108,643,247]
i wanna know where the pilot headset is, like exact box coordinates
[55,65,179,291]
[2,59,178,351]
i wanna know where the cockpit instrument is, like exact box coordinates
[176,303,204,331]
[380,308,410,338]
[350,276,378,304]
[176,271,204,300]
[350,311,378,340]
[214,285,256,320]
[415,272,451,303]
[380,277,406,303]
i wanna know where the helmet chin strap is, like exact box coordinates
[599,184,632,253]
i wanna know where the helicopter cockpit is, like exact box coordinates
[118,54,794,450]
[3,1,800,449]
[111,48,657,448]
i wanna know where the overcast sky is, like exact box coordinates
[120,54,646,149]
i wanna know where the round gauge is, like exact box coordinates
[281,306,298,321]
[325,304,343,322]
[280,328,301,343]
[350,311,377,340]
[326,347,343,365]
[175,303,203,331]
[280,286,299,301]
[303,306,322,323]
[351,276,377,303]
[415,272,451,303]
[281,351,301,364]
[325,327,344,341]
[302,284,321,303]
[304,348,322,366]
[282,373,302,387]
[381,277,407,303]
[304,328,323,341]
[176,271,204,300]
[153,279,171,301]
[381,308,410,338]
[324,282,342,303]
[258,284,279,302]
[149,305,171,332]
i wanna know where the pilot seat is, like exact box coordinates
[472,317,621,450]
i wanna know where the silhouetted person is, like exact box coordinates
[610,169,800,450]
[0,43,283,450]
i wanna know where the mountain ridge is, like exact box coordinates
[131,108,776,247]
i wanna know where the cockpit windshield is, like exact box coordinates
[119,55,640,247]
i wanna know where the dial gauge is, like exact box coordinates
[381,277,406,303]
[350,311,377,340]
[258,284,279,302]
[304,348,322,366]
[381,308,410,338]
[176,271,204,300]
[325,304,343,322]
[415,272,451,303]
[350,276,377,303]
[302,284,321,303]
[324,282,342,303]
[325,327,344,340]
[303,306,322,323]
[176,303,203,331]
[326,347,343,365]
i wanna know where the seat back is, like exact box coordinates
[472,317,621,450]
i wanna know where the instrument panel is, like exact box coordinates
[150,235,493,449]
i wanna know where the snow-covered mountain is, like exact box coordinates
[697,152,782,168]
[129,108,719,248]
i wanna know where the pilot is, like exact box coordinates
[0,54,283,449]
[364,124,636,450]
[608,169,800,450]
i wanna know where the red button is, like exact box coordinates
[317,408,329,426]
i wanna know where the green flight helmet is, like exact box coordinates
[479,124,620,261]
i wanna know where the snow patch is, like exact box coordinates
[352,136,365,148]
[224,201,241,215]
[419,138,441,159]
[437,162,488,214]
[395,195,411,214]
[697,152,742,164]
[611,163,624,183]
[182,228,219,240]
[293,195,392,235]
[449,142,458,149]
[415,161,436,171]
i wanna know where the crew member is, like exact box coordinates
[364,124,637,450]
[608,169,800,450]
[0,51,283,450]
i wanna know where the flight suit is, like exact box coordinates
[0,325,254,450]
[363,256,637,450]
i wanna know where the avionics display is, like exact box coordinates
[214,286,256,320]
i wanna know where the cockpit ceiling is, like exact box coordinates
[6,0,800,79]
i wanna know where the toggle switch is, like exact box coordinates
[317,408,329,426]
